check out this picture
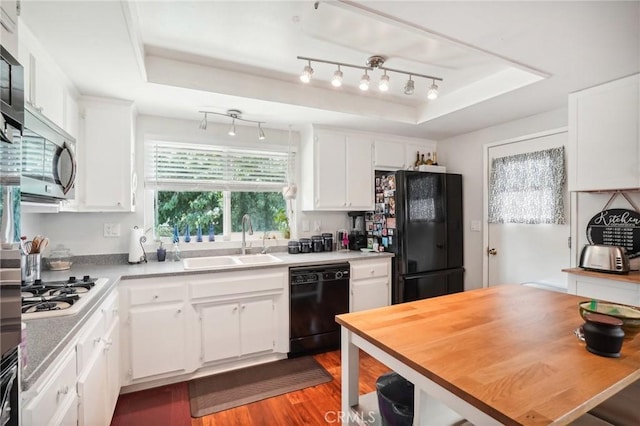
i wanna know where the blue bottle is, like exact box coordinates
[196,225,203,242]
[184,224,191,243]
[209,224,215,241]
[172,225,179,243]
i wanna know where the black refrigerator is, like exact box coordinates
[370,170,463,304]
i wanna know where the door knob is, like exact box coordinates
[488,248,497,255]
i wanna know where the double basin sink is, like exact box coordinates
[183,253,283,270]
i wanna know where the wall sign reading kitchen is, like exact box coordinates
[586,208,640,258]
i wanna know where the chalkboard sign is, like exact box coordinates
[586,208,640,258]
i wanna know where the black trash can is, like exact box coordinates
[376,372,414,426]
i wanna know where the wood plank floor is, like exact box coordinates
[111,350,390,426]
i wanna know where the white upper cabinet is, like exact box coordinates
[65,96,136,212]
[19,23,79,137]
[568,74,640,191]
[374,139,406,170]
[302,127,374,211]
[374,138,438,171]
[1,0,20,58]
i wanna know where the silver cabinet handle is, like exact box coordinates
[57,385,69,399]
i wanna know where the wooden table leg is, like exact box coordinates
[341,326,360,425]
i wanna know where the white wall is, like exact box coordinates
[22,115,350,255]
[437,107,569,291]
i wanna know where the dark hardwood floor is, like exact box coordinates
[110,350,390,426]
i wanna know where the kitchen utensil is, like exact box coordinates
[578,300,640,340]
[31,235,44,253]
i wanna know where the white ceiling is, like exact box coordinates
[19,1,640,140]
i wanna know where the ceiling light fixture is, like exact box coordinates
[296,55,443,96]
[378,70,390,92]
[198,109,267,141]
[300,60,314,83]
[199,112,208,130]
[427,80,439,100]
[331,65,343,87]
[359,70,370,91]
[404,76,415,95]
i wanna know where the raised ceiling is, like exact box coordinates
[19,1,640,140]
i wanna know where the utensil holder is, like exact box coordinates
[21,253,41,284]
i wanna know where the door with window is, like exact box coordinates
[485,130,570,288]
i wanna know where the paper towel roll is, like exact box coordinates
[128,226,145,263]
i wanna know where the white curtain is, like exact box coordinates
[489,147,565,224]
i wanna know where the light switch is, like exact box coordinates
[313,221,321,232]
[302,220,310,232]
[470,220,482,232]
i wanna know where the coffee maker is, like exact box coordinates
[347,211,368,251]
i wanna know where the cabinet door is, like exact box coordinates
[200,304,241,363]
[351,278,390,312]
[77,344,108,426]
[52,393,78,426]
[81,98,135,211]
[33,56,65,128]
[105,320,120,417]
[346,135,374,210]
[240,299,274,355]
[374,139,406,170]
[569,74,640,191]
[0,0,19,57]
[129,304,186,379]
[315,131,347,209]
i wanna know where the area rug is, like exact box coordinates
[188,356,333,417]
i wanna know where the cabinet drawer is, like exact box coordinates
[76,310,105,373]
[129,283,184,305]
[23,349,77,426]
[189,270,285,300]
[351,260,390,280]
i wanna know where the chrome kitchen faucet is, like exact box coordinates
[241,214,253,255]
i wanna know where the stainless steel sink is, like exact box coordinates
[183,253,282,270]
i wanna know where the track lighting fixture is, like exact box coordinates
[359,70,370,91]
[331,65,343,87]
[198,109,266,141]
[427,80,439,100]
[199,112,208,130]
[300,60,314,83]
[378,71,390,92]
[404,76,415,95]
[296,55,443,97]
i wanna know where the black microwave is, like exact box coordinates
[21,106,77,203]
[0,46,24,142]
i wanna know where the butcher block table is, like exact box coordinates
[336,284,640,425]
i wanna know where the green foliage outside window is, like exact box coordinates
[155,191,285,237]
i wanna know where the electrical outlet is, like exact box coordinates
[104,223,121,237]
[470,220,482,232]
[313,220,321,232]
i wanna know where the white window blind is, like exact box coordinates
[145,141,293,192]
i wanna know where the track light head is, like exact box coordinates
[331,66,343,87]
[300,61,313,83]
[258,123,266,140]
[199,112,208,130]
[427,81,439,100]
[404,77,415,95]
[228,117,236,136]
[359,71,370,91]
[378,72,390,92]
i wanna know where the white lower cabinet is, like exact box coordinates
[566,273,640,307]
[125,283,188,380]
[350,258,392,312]
[22,287,119,426]
[199,299,275,363]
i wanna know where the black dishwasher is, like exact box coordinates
[289,263,350,356]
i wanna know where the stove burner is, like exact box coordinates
[51,287,78,296]
[35,302,60,311]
